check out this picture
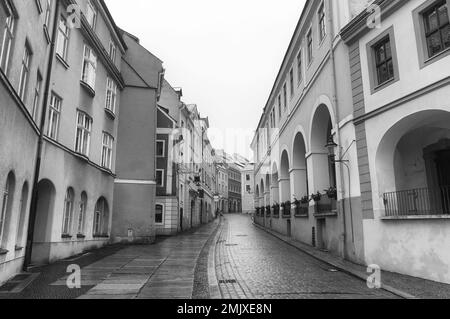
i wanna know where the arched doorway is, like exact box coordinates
[31,179,56,265]
[280,150,291,202]
[292,132,309,199]
[93,197,110,237]
[310,104,336,194]
[377,110,450,217]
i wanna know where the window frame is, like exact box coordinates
[46,92,62,140]
[105,77,117,114]
[81,44,97,90]
[56,15,70,61]
[0,9,15,76]
[155,203,164,225]
[413,0,450,68]
[366,26,400,94]
[156,169,165,188]
[156,140,166,158]
[32,71,43,121]
[74,110,93,157]
[101,132,114,170]
[18,43,32,102]
[318,1,327,44]
[62,188,75,236]
[86,0,97,30]
[306,28,313,65]
[77,192,87,236]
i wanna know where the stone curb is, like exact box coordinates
[207,218,223,299]
[253,222,417,300]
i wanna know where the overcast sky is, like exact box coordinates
[105,0,306,160]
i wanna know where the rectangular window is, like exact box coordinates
[374,36,394,86]
[155,204,164,224]
[56,16,70,60]
[109,41,117,63]
[156,140,165,157]
[18,45,32,102]
[75,111,92,156]
[156,170,164,187]
[32,72,43,121]
[0,13,15,75]
[246,174,250,181]
[289,69,294,96]
[318,3,326,42]
[307,29,313,64]
[86,0,97,29]
[46,93,62,140]
[278,95,282,118]
[297,50,303,83]
[105,77,117,113]
[283,84,287,110]
[101,133,114,170]
[423,1,450,58]
[82,45,97,89]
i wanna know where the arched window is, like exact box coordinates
[16,182,29,248]
[77,192,87,235]
[93,198,109,237]
[0,172,15,249]
[62,188,75,236]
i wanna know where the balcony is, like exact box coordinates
[383,187,450,219]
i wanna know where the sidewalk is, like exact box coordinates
[254,222,450,299]
[0,220,220,299]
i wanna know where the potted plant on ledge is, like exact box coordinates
[272,203,280,217]
[283,201,292,217]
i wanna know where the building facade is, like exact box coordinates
[251,0,375,265]
[241,164,255,214]
[252,0,450,284]
[215,163,228,213]
[228,164,242,213]
[341,0,450,284]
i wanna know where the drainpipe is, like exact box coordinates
[24,0,60,271]
[328,0,348,260]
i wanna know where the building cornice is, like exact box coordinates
[340,0,409,45]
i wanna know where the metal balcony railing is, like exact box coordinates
[383,186,450,217]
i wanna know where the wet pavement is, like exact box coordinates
[215,214,397,299]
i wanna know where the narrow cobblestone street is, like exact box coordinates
[215,214,397,299]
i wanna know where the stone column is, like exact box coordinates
[290,168,308,200]
[279,178,291,202]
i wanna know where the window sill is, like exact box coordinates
[294,214,309,219]
[0,249,8,255]
[423,47,450,68]
[56,54,70,69]
[15,246,23,251]
[80,81,96,97]
[104,108,116,120]
[74,152,90,163]
[372,77,397,93]
[381,215,450,221]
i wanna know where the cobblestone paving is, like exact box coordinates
[216,214,397,299]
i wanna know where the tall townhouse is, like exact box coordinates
[0,0,56,284]
[215,163,228,213]
[251,0,375,264]
[341,0,450,284]
[241,164,255,215]
[228,164,242,213]
[28,0,126,266]
[155,80,183,236]
[112,30,164,243]
[199,117,216,224]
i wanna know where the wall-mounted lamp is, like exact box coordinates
[325,135,349,164]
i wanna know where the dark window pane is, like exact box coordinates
[387,59,394,79]
[438,4,449,25]
[426,10,439,33]
[442,24,450,48]
[155,205,163,223]
[427,31,443,56]
[385,41,392,59]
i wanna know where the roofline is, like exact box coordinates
[253,0,311,134]
[99,0,128,50]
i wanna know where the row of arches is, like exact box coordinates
[34,179,110,245]
[255,104,337,209]
[0,171,29,252]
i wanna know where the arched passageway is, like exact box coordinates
[292,132,309,199]
[280,151,291,202]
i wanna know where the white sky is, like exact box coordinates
[105,0,306,160]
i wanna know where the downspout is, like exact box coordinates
[24,0,60,271]
[328,0,348,260]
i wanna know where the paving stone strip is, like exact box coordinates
[46,220,221,299]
